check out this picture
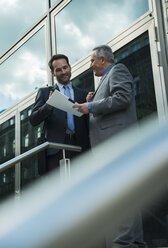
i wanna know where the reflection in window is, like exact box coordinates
[0,117,15,199]
[21,114,24,121]
[24,134,29,147]
[10,118,14,125]
[50,0,62,7]
[132,43,141,52]
[72,69,94,92]
[0,28,47,110]
[21,105,43,186]
[37,127,41,138]
[13,140,15,153]
[3,146,7,157]
[0,0,46,55]
[28,109,32,116]
[133,76,140,96]
[114,32,157,119]
[55,0,149,64]
[3,173,7,184]
[121,50,129,59]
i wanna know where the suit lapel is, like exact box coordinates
[73,87,80,103]
[53,84,59,91]
[91,70,109,101]
[91,64,115,101]
[72,87,80,126]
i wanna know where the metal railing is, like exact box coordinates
[0,116,168,247]
[0,141,81,196]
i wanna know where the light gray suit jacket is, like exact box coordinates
[89,63,137,147]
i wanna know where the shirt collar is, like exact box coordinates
[56,82,72,90]
[102,64,115,78]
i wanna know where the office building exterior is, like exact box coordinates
[0,0,168,246]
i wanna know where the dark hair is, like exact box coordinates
[93,45,114,63]
[48,54,70,71]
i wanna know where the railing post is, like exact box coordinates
[60,149,71,181]
[0,142,81,198]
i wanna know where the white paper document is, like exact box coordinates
[46,89,83,117]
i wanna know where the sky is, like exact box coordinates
[56,0,149,63]
[0,0,149,111]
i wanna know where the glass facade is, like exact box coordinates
[21,106,42,188]
[0,0,46,56]
[114,32,157,120]
[143,192,168,247]
[0,117,15,200]
[50,0,62,7]
[55,0,149,64]
[0,0,168,247]
[72,68,95,92]
[0,27,47,111]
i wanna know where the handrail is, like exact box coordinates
[1,117,168,247]
[0,142,81,173]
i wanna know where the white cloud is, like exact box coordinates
[0,0,46,54]
[0,0,19,12]
[0,0,18,6]
[0,0,148,109]
[56,0,148,64]
[0,50,46,103]
[64,23,95,49]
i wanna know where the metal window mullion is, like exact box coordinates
[46,0,54,86]
[148,21,168,121]
[153,0,168,114]
[15,110,21,199]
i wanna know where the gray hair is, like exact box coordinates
[93,45,114,63]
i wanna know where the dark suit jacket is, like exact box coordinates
[30,85,90,155]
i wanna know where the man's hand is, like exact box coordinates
[86,92,94,102]
[73,102,89,114]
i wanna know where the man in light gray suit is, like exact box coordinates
[73,45,147,248]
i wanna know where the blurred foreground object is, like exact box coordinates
[0,115,168,248]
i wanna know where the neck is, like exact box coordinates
[57,81,71,86]
[104,62,113,70]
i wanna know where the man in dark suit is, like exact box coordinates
[73,45,147,248]
[30,54,90,174]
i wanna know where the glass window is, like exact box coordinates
[0,0,46,56]
[0,27,47,111]
[21,105,43,188]
[114,32,157,120]
[50,0,62,8]
[0,117,15,200]
[114,32,168,247]
[72,68,94,92]
[143,192,168,247]
[55,0,149,64]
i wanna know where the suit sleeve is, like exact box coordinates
[91,64,134,117]
[29,88,53,126]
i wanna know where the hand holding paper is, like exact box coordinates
[73,102,89,114]
[46,89,83,117]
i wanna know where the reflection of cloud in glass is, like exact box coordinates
[64,23,95,49]
[0,0,46,55]
[0,0,18,11]
[0,28,46,110]
[56,0,149,64]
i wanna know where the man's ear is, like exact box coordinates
[51,70,54,76]
[100,56,106,64]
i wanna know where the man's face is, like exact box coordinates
[90,51,104,77]
[52,58,71,85]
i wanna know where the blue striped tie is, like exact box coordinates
[63,85,75,132]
